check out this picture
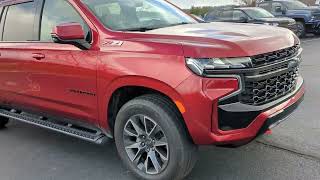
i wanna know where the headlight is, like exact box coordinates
[263,22,279,26]
[186,57,252,76]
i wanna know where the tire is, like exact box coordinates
[295,21,306,38]
[114,94,198,180]
[0,116,9,129]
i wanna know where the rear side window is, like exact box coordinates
[40,0,90,42]
[220,11,234,21]
[3,2,37,41]
[232,10,247,21]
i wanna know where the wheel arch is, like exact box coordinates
[293,17,306,23]
[98,76,190,138]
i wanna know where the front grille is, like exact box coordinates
[240,67,299,105]
[218,44,302,130]
[251,45,300,67]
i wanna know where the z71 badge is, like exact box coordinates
[102,40,124,47]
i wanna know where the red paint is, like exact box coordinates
[265,129,272,135]
[0,0,305,145]
[52,23,85,40]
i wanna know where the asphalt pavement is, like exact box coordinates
[0,38,320,180]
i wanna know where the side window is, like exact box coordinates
[3,2,37,41]
[232,10,247,21]
[258,3,271,12]
[204,11,217,21]
[40,0,90,42]
[271,2,284,15]
[221,11,233,21]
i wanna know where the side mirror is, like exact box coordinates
[51,22,91,50]
[282,8,287,14]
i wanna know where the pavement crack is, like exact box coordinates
[255,141,320,162]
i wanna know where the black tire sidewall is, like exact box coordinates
[114,100,186,180]
[296,21,306,37]
[0,118,9,129]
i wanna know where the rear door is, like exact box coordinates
[0,0,99,125]
[0,0,40,107]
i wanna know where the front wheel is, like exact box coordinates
[295,21,306,38]
[114,94,198,180]
[0,116,9,129]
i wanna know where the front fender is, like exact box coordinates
[97,75,189,133]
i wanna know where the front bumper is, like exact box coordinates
[281,23,298,34]
[213,77,304,146]
[306,20,320,33]
[175,74,305,146]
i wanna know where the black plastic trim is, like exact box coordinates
[257,93,304,136]
[219,77,303,113]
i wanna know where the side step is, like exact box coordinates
[0,108,109,144]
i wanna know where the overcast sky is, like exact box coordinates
[169,0,237,9]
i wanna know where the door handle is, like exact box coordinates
[32,53,45,60]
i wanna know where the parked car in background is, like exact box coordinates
[258,0,320,37]
[204,7,297,34]
[191,14,206,22]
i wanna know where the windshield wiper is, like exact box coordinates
[118,22,194,32]
[118,27,160,32]
[167,22,192,27]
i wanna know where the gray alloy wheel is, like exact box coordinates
[123,114,169,175]
[115,94,198,180]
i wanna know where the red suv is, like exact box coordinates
[0,0,305,179]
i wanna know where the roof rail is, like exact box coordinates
[212,5,240,11]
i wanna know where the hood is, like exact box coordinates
[139,22,298,58]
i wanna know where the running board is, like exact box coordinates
[0,108,109,144]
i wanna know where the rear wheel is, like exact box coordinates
[0,116,9,129]
[114,94,198,180]
[295,21,306,38]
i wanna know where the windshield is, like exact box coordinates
[243,8,274,19]
[81,0,197,31]
[284,1,308,9]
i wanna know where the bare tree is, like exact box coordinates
[302,0,316,5]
